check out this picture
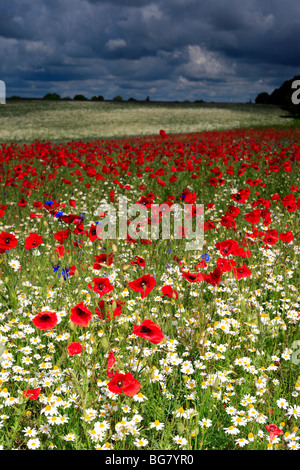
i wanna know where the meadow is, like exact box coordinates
[0,106,299,450]
[0,99,296,143]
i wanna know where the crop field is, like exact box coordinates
[0,100,296,143]
[0,120,299,450]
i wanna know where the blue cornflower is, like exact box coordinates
[45,200,54,206]
[55,211,64,218]
[167,248,172,253]
[61,268,69,280]
[202,253,210,262]
[53,265,60,272]
[57,267,69,281]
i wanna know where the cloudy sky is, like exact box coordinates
[0,0,299,102]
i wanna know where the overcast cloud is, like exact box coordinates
[0,0,299,101]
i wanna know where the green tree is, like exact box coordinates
[73,94,88,101]
[43,93,61,100]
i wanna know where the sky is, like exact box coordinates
[0,0,299,102]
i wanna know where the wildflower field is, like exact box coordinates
[0,126,299,450]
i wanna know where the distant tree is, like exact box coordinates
[91,95,104,101]
[73,94,88,101]
[62,96,72,101]
[145,96,150,102]
[128,97,137,102]
[8,95,21,100]
[112,95,123,102]
[43,93,61,100]
[194,99,205,103]
[255,92,270,104]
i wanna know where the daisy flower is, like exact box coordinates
[149,420,165,430]
[173,435,188,447]
[64,433,76,442]
[134,438,149,447]
[199,418,212,428]
[27,438,41,449]
[236,438,249,447]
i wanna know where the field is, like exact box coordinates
[0,100,297,143]
[0,104,299,450]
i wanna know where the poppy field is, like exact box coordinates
[0,126,299,450]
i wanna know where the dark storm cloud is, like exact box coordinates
[0,0,299,101]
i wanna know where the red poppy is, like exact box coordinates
[216,239,239,257]
[245,209,261,225]
[87,277,115,297]
[128,274,156,298]
[54,229,71,244]
[69,265,76,276]
[23,387,41,401]
[234,247,251,258]
[70,302,93,327]
[60,214,81,224]
[266,424,283,442]
[67,342,83,356]
[18,198,27,207]
[133,319,164,344]
[279,231,293,243]
[195,260,207,270]
[161,285,178,299]
[93,253,114,269]
[232,265,252,280]
[25,233,43,250]
[263,233,278,246]
[32,310,58,330]
[181,271,204,283]
[179,189,196,204]
[220,216,236,230]
[88,224,98,242]
[55,244,65,258]
[230,190,250,204]
[108,372,141,397]
[159,129,168,139]
[130,256,146,267]
[216,258,237,272]
[0,232,18,252]
[226,205,240,218]
[107,350,118,378]
[201,267,223,286]
[204,221,217,231]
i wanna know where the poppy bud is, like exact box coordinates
[101,337,110,350]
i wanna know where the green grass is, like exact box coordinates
[0,99,299,143]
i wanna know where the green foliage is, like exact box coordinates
[43,93,61,100]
